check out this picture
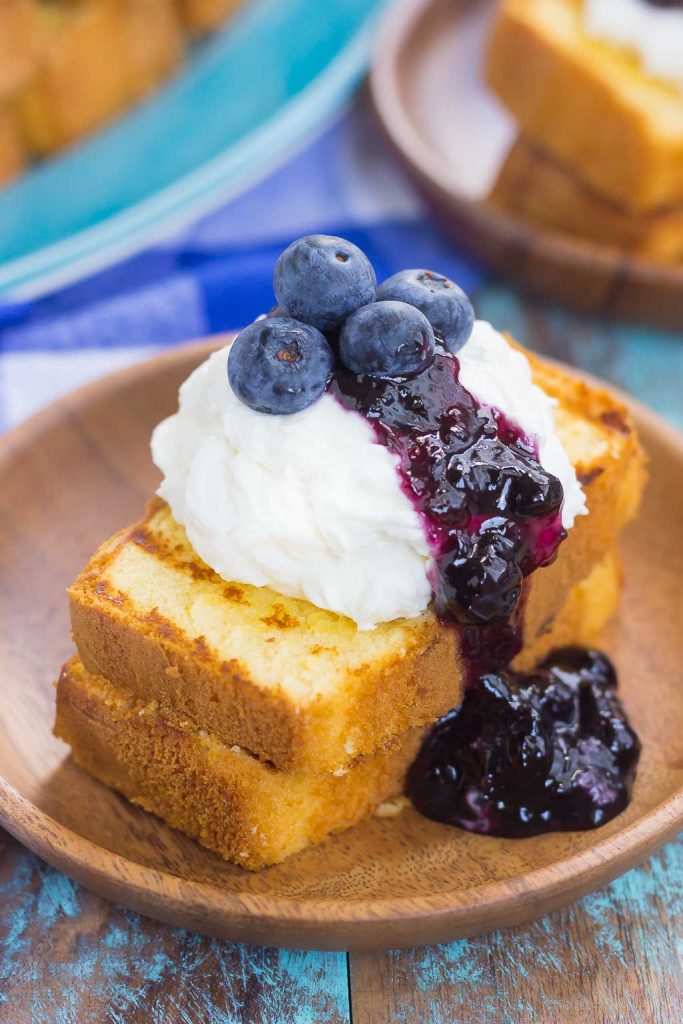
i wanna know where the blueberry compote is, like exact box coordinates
[330,342,565,629]
[230,235,642,838]
[406,647,641,836]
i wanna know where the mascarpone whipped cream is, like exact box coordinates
[584,0,683,89]
[152,321,586,629]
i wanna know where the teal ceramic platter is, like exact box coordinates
[0,0,385,299]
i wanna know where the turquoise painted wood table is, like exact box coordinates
[1,284,682,1024]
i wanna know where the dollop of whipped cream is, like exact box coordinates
[584,0,683,89]
[152,322,586,629]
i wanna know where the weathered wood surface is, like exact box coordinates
[349,838,683,1024]
[2,828,681,1023]
[0,831,350,1024]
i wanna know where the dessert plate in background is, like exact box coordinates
[370,0,683,330]
[0,339,681,952]
[0,0,385,300]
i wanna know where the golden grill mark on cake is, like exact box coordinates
[260,605,301,631]
[132,528,159,553]
[578,467,605,487]
[600,409,632,435]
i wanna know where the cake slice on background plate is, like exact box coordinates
[487,0,683,221]
[491,137,683,261]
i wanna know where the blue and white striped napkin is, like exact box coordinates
[0,104,485,433]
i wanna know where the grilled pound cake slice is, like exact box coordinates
[69,350,646,774]
[0,0,243,181]
[492,138,683,262]
[487,0,683,214]
[56,659,424,870]
[15,0,183,156]
[57,550,622,868]
[0,0,44,184]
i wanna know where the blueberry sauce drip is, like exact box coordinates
[330,344,566,627]
[235,233,642,838]
[406,647,641,836]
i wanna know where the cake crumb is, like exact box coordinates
[374,796,410,819]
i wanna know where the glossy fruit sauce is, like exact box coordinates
[331,343,565,629]
[331,344,640,835]
[406,648,641,836]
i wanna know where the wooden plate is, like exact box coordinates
[370,0,683,330]
[0,340,682,952]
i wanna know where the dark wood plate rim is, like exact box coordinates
[369,0,683,314]
[0,338,681,943]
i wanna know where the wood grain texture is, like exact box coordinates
[349,835,683,1024]
[0,830,349,1024]
[2,826,680,1023]
[370,0,683,330]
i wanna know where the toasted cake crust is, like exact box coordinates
[487,0,683,214]
[492,137,683,261]
[68,349,646,773]
[70,528,458,774]
[57,550,623,868]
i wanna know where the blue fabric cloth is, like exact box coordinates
[0,104,486,431]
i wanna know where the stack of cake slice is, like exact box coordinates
[55,348,646,868]
[487,0,683,259]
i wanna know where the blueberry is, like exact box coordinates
[376,269,474,354]
[442,438,564,522]
[540,647,617,690]
[339,300,435,377]
[435,522,523,624]
[273,235,376,332]
[507,465,564,519]
[227,317,333,415]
